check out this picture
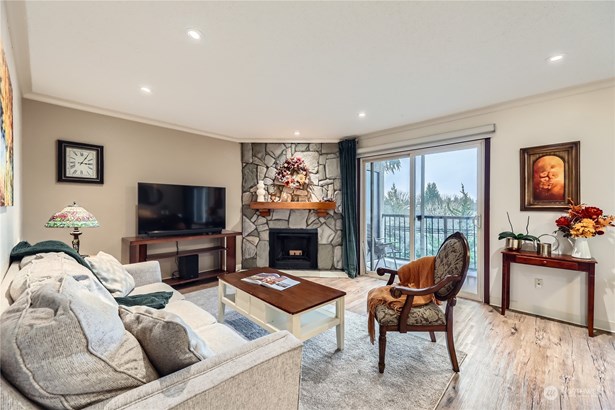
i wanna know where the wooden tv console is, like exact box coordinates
[122,230,241,287]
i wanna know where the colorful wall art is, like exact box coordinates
[0,40,14,207]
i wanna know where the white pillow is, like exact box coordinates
[10,252,117,308]
[119,305,214,376]
[86,251,135,297]
[1,276,158,410]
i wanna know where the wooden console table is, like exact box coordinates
[122,230,240,287]
[501,250,597,337]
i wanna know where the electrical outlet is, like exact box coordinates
[535,278,543,288]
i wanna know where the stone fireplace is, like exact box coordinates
[269,229,318,270]
[241,143,343,270]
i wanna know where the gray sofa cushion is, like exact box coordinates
[86,251,136,297]
[194,323,247,355]
[119,306,214,376]
[158,300,247,354]
[163,300,217,332]
[0,275,158,410]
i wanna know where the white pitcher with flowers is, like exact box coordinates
[554,200,615,259]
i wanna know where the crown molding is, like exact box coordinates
[357,124,494,157]
[24,92,345,143]
[360,78,615,141]
[239,137,343,143]
[24,92,241,142]
[23,77,614,146]
[24,93,344,144]
[24,92,346,143]
[6,0,243,144]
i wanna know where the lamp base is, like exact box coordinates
[70,228,82,254]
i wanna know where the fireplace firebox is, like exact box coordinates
[269,228,318,270]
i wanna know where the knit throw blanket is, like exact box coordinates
[10,240,94,273]
[11,241,173,309]
[115,291,173,309]
[367,256,436,344]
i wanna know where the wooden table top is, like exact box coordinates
[501,249,597,264]
[218,267,346,315]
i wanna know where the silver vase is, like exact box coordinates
[505,237,521,251]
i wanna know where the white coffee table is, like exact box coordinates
[217,268,346,350]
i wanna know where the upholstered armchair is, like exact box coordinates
[374,232,470,373]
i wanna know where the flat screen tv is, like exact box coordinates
[138,182,226,237]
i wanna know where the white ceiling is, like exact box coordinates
[8,1,615,142]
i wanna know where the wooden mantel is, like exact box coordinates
[250,201,336,217]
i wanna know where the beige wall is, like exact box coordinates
[22,100,242,275]
[359,80,615,332]
[0,1,22,273]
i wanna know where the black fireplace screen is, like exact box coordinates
[269,228,318,269]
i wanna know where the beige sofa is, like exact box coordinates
[0,255,303,410]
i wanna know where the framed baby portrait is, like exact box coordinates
[520,141,580,211]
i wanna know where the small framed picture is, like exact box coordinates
[57,140,104,184]
[520,141,579,211]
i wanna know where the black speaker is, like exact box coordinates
[178,254,199,279]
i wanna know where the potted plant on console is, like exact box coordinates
[498,212,541,251]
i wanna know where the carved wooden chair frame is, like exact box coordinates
[375,232,470,373]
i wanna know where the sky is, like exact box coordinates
[383,148,478,199]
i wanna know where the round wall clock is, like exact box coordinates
[57,140,104,184]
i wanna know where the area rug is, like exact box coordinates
[184,287,465,410]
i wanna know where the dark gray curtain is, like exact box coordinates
[338,139,358,278]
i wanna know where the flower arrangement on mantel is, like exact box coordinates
[555,200,615,238]
[271,156,311,202]
[275,156,308,188]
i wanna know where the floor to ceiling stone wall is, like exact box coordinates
[241,143,343,270]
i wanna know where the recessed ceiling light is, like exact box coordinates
[293,130,301,137]
[186,29,202,41]
[140,86,152,95]
[358,111,366,118]
[547,54,565,63]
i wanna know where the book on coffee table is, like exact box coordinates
[241,272,300,291]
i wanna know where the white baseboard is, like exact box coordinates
[489,296,615,334]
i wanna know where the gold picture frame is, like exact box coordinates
[520,141,579,211]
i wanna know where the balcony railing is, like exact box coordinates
[379,214,477,270]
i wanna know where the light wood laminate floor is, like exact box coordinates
[308,274,615,410]
[184,274,614,409]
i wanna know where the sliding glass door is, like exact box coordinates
[362,141,484,301]
[364,157,411,273]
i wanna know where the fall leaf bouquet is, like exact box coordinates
[555,200,615,238]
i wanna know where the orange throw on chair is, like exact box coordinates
[367,256,436,344]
